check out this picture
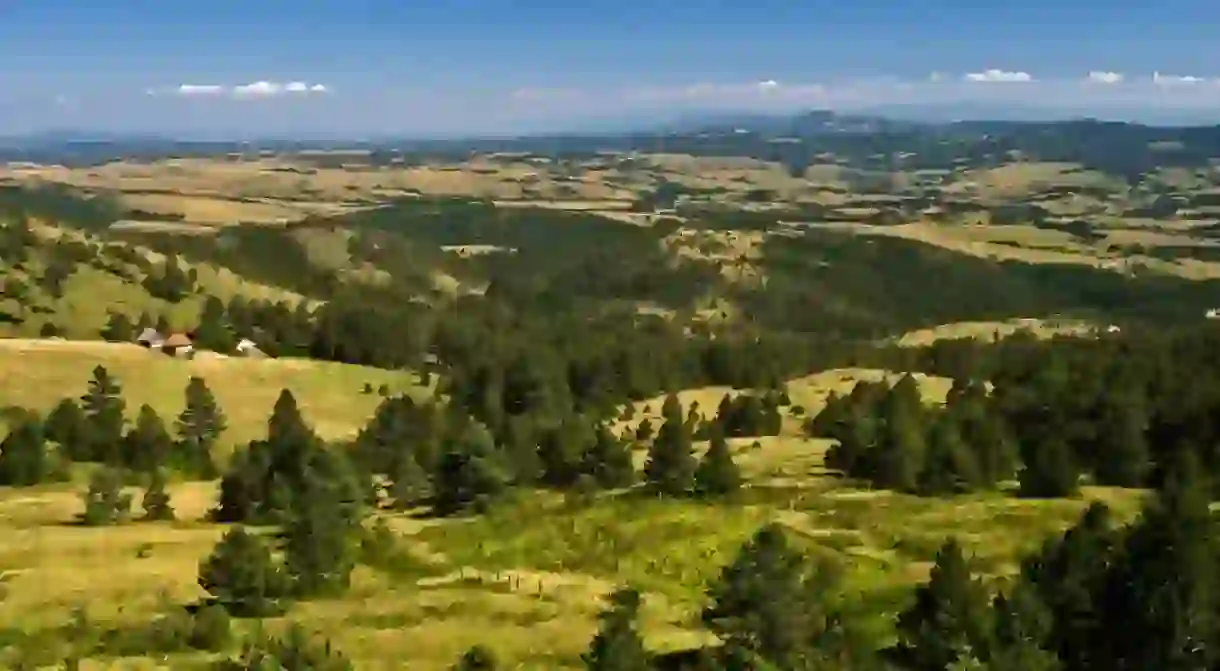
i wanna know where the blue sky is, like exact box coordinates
[1,0,1219,136]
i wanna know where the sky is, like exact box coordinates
[1,0,1219,137]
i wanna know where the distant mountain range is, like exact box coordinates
[2,110,1219,177]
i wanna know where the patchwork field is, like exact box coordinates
[0,339,426,452]
[805,220,1220,280]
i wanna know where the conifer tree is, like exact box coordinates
[281,450,366,599]
[79,466,133,526]
[199,526,288,617]
[433,420,508,515]
[101,311,134,343]
[388,452,431,509]
[1019,502,1116,670]
[582,587,650,671]
[176,376,225,477]
[986,587,1062,671]
[1018,437,1079,498]
[44,397,87,461]
[893,539,994,671]
[919,415,981,495]
[0,417,66,485]
[0,418,53,486]
[1093,452,1219,670]
[79,365,126,463]
[874,375,928,492]
[1091,391,1151,487]
[583,423,635,489]
[141,468,175,521]
[644,396,696,496]
[194,295,235,352]
[703,523,835,668]
[694,427,741,497]
[123,404,172,473]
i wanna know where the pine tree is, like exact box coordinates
[388,452,431,509]
[0,418,54,486]
[199,526,288,617]
[703,523,835,668]
[694,427,741,497]
[582,587,651,671]
[644,398,696,496]
[176,376,225,477]
[986,587,1062,671]
[1091,392,1150,487]
[1093,452,1219,670]
[453,645,497,671]
[78,467,133,526]
[141,468,175,521]
[44,398,87,461]
[892,539,994,671]
[123,404,173,473]
[433,421,508,515]
[919,415,981,495]
[268,389,315,450]
[583,423,635,489]
[1018,437,1079,498]
[875,376,928,492]
[79,365,126,463]
[101,311,134,343]
[1019,502,1116,670]
[956,400,1016,487]
[194,295,236,352]
[283,486,359,598]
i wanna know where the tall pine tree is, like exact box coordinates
[582,587,651,671]
[644,394,696,496]
[892,539,994,671]
[694,426,741,497]
[176,376,225,477]
[79,365,126,464]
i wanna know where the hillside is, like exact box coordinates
[0,339,425,450]
[4,120,1220,668]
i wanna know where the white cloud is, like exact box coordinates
[232,81,283,97]
[1153,72,1204,85]
[964,69,1034,83]
[148,80,332,99]
[175,84,225,96]
[1087,71,1124,84]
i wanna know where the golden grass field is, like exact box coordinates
[890,318,1100,347]
[0,339,426,453]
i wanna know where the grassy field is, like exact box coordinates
[0,339,426,452]
[890,318,1100,347]
[0,358,1152,669]
[0,442,1147,669]
[613,368,957,440]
